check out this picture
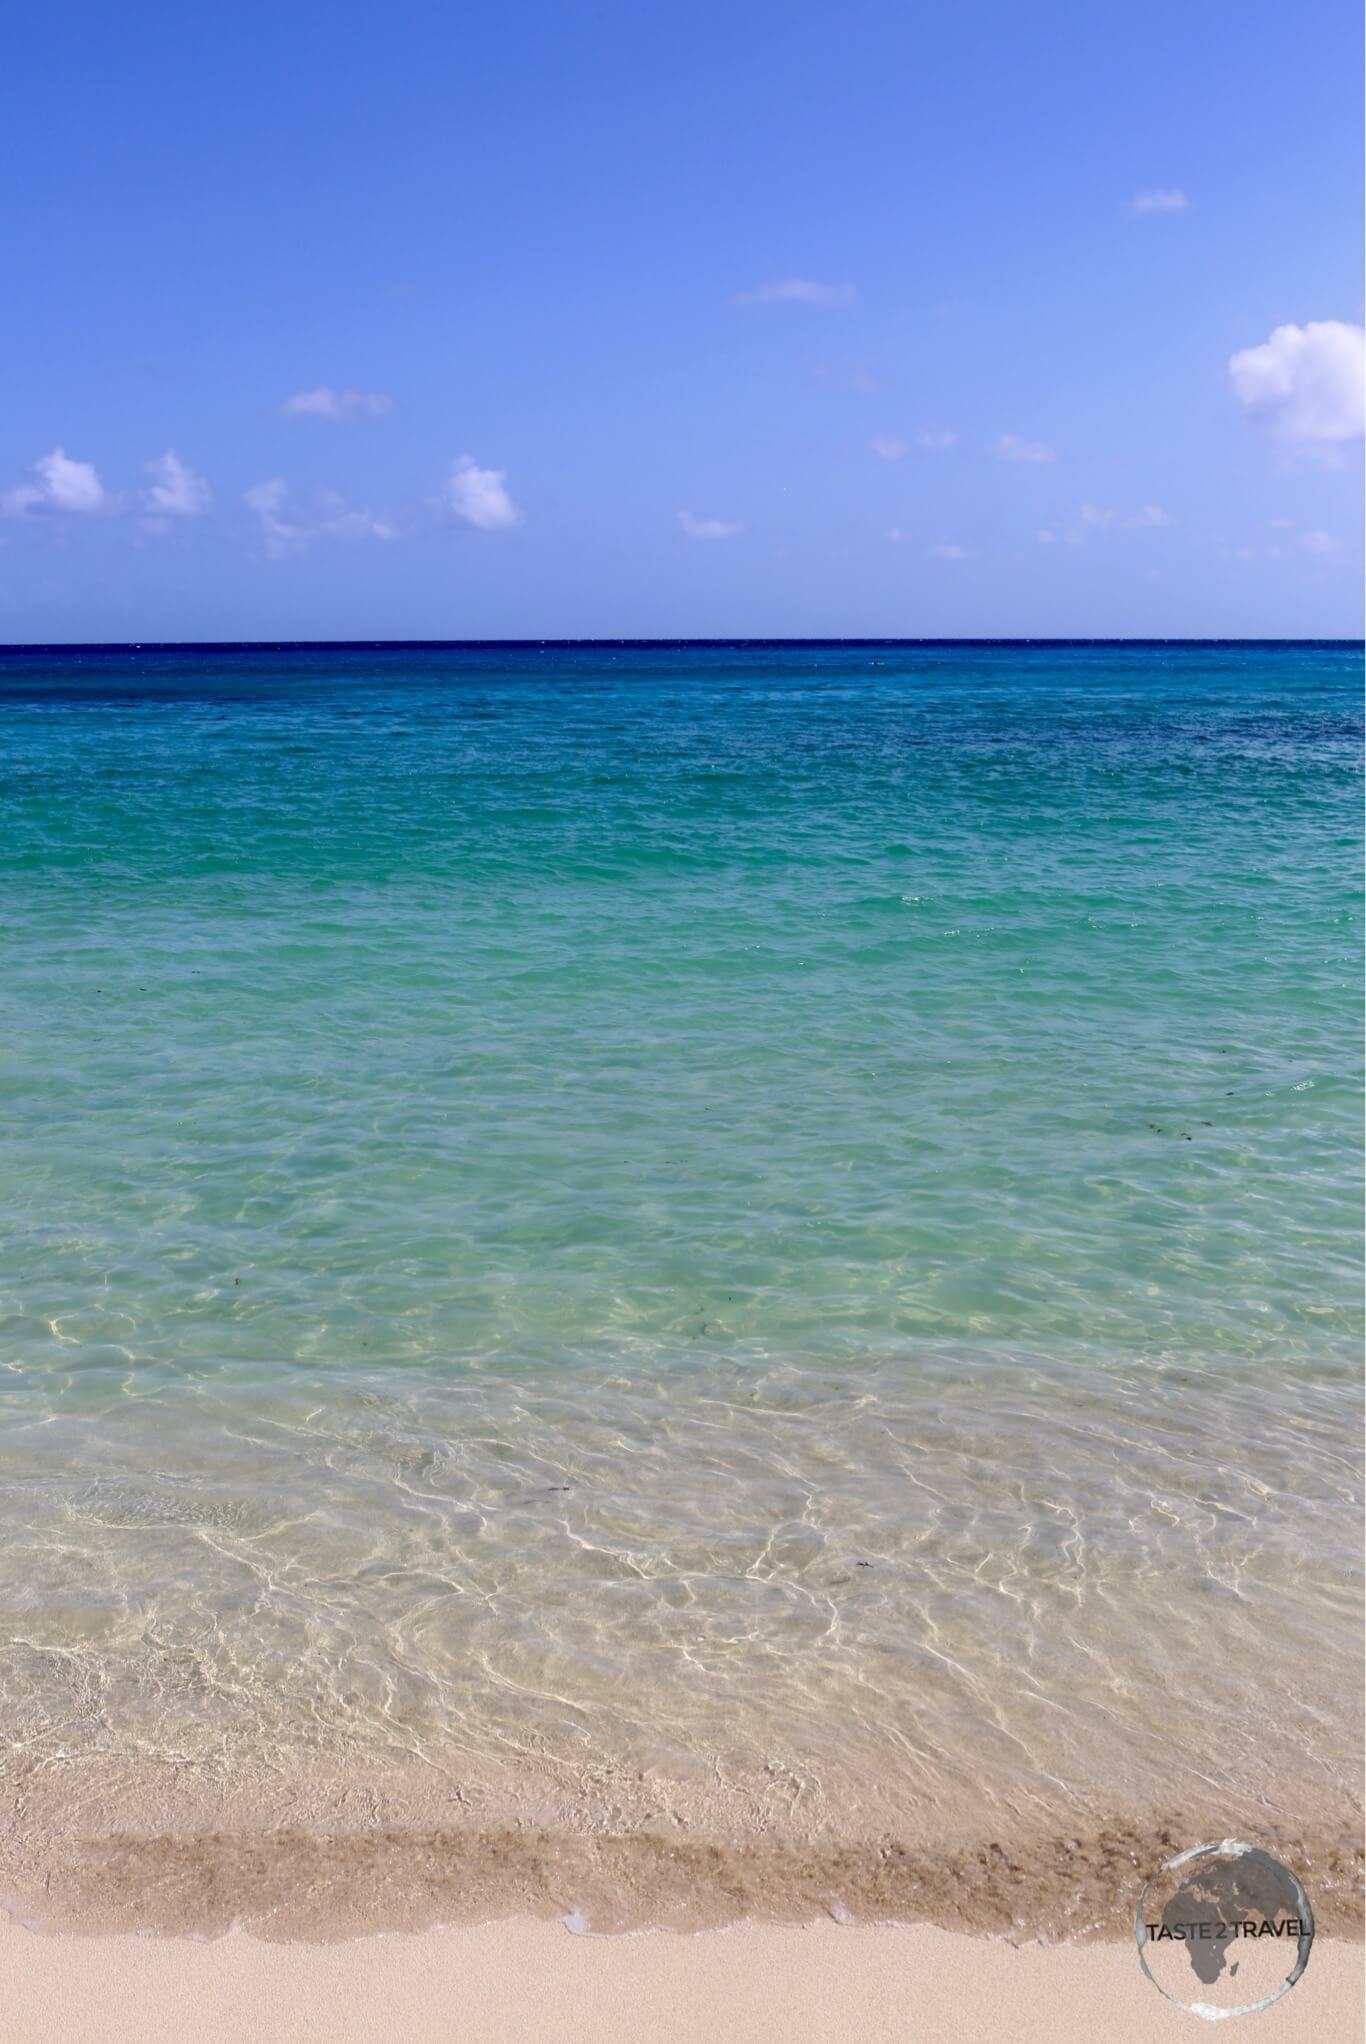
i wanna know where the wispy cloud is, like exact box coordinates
[678,509,743,540]
[1131,188,1189,213]
[1213,527,1340,562]
[244,479,396,557]
[1040,502,1170,545]
[143,450,211,517]
[279,386,395,419]
[1228,320,1365,446]
[927,542,973,560]
[997,433,1057,464]
[813,359,879,394]
[3,447,109,515]
[243,480,309,555]
[872,427,956,460]
[734,278,856,306]
[444,456,521,530]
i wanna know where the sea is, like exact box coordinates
[0,639,1360,1937]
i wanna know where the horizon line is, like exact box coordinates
[1,636,1361,656]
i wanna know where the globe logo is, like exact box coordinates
[1135,1840,1314,2019]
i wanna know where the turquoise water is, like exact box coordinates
[0,641,1361,1932]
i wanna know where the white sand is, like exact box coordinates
[0,1918,1358,2043]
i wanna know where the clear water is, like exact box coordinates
[0,641,1360,1935]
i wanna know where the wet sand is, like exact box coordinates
[3,1358,1360,1949]
[1,1917,1360,2044]
[3,1817,1362,1945]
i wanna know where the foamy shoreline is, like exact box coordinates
[1,1917,1359,2043]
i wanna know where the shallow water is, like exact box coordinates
[0,641,1361,1934]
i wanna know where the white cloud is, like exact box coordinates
[1267,515,1295,529]
[244,478,396,557]
[313,490,396,541]
[1299,528,1339,555]
[813,359,879,393]
[1043,502,1171,546]
[444,456,521,530]
[997,433,1057,464]
[927,542,972,560]
[1131,188,1189,213]
[678,509,743,540]
[3,447,108,515]
[143,450,211,517]
[279,386,395,419]
[1228,321,1365,444]
[244,480,303,554]
[885,527,909,544]
[734,278,856,305]
[870,427,956,458]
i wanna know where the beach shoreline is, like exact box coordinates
[3,1815,1360,1945]
[1,1916,1360,2044]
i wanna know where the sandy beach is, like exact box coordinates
[1,1918,1360,2043]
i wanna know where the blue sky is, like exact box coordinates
[2,0,1361,641]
